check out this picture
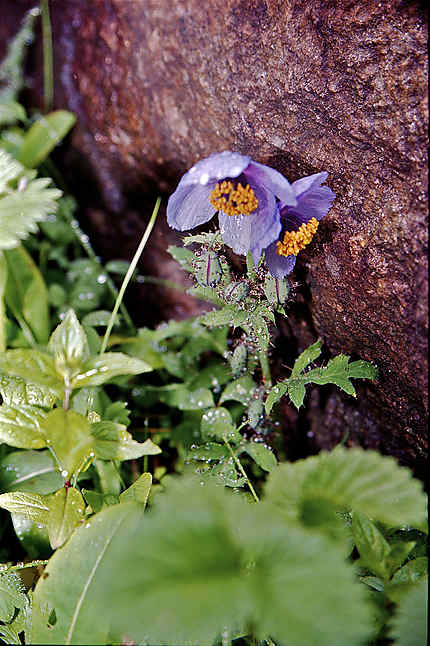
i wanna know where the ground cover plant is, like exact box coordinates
[0,9,428,646]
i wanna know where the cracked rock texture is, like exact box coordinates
[1,0,427,474]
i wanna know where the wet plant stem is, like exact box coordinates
[223,435,259,503]
[5,559,49,572]
[258,350,272,387]
[41,0,54,112]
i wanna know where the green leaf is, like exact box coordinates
[0,5,38,104]
[243,441,277,472]
[188,442,230,462]
[0,349,63,400]
[290,340,323,379]
[91,421,161,461]
[48,310,89,382]
[17,110,76,168]
[200,306,237,327]
[0,592,31,644]
[183,231,222,246]
[47,487,85,549]
[0,148,24,193]
[195,251,222,287]
[287,379,307,409]
[201,407,241,443]
[0,449,63,494]
[31,502,143,645]
[263,274,289,305]
[0,101,26,127]
[0,251,7,352]
[352,511,391,579]
[220,376,256,405]
[386,558,428,603]
[0,403,48,448]
[3,245,51,343]
[265,447,427,531]
[265,382,288,414]
[388,578,428,646]
[38,409,95,480]
[11,512,51,559]
[145,384,215,411]
[119,473,152,506]
[0,491,49,524]
[72,352,152,388]
[0,373,56,408]
[0,571,26,623]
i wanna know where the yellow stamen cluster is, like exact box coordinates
[209,181,258,216]
[276,218,319,257]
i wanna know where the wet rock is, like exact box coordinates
[1,0,427,469]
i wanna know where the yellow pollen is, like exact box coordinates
[276,218,319,257]
[209,181,259,216]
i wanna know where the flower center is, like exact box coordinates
[276,218,319,257]
[209,181,259,216]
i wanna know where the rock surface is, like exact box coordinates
[1,0,427,473]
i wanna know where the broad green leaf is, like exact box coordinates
[17,110,76,168]
[120,473,152,506]
[265,447,427,531]
[72,352,152,388]
[0,403,48,448]
[352,511,391,579]
[220,376,256,405]
[0,491,49,524]
[0,373,56,408]
[3,245,51,343]
[385,540,417,577]
[91,421,161,461]
[11,512,51,559]
[386,558,428,603]
[143,384,214,411]
[243,441,277,472]
[48,310,89,382]
[0,571,26,623]
[201,407,241,443]
[389,578,427,646]
[0,349,62,399]
[39,409,95,480]
[0,449,62,494]
[115,328,164,369]
[0,101,26,126]
[81,310,119,328]
[0,173,62,250]
[48,487,85,549]
[31,502,142,645]
[82,489,118,513]
[188,442,230,462]
[265,382,288,414]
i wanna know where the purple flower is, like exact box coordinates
[264,172,336,278]
[167,152,335,277]
[167,151,297,264]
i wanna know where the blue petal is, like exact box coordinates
[265,242,297,278]
[182,151,250,187]
[281,172,336,224]
[167,182,216,230]
[244,161,297,206]
[218,186,280,259]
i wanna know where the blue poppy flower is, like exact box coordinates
[264,172,336,278]
[167,151,297,264]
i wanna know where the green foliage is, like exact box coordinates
[17,111,76,169]
[388,578,428,646]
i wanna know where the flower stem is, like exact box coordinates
[41,0,54,113]
[258,350,272,387]
[223,435,259,503]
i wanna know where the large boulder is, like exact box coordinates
[1,0,427,473]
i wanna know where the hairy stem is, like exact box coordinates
[223,435,259,503]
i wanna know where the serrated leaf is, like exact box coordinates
[243,441,277,472]
[0,449,63,494]
[0,403,48,448]
[388,578,427,646]
[31,502,143,645]
[287,379,307,408]
[0,349,62,399]
[183,231,222,247]
[290,340,322,379]
[0,491,49,524]
[386,558,428,603]
[91,421,161,461]
[39,409,95,480]
[0,571,26,623]
[220,376,256,405]
[48,487,85,549]
[3,245,51,343]
[200,306,236,327]
[0,148,23,193]
[72,352,152,388]
[352,511,391,579]
[265,382,288,414]
[17,110,76,168]
[120,473,152,506]
[201,407,241,443]
[48,310,89,382]
[0,373,56,408]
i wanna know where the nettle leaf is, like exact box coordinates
[388,578,428,646]
[47,486,85,549]
[0,403,48,448]
[48,310,89,382]
[201,407,241,443]
[265,382,288,414]
[120,472,152,506]
[91,421,161,461]
[0,571,26,623]
[220,376,257,405]
[31,502,143,645]
[72,352,152,388]
[0,373,56,408]
[243,441,277,472]
[17,110,76,168]
[0,349,62,400]
[0,491,49,524]
[265,447,427,531]
[0,449,63,494]
[39,409,95,480]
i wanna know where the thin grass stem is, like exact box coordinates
[41,0,54,113]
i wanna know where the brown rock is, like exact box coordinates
[1,0,427,472]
